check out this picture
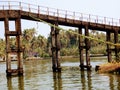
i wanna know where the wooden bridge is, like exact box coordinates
[0,1,120,76]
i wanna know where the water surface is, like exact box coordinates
[0,57,120,90]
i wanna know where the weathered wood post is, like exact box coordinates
[15,18,23,75]
[106,31,112,62]
[51,22,61,72]
[85,26,91,70]
[114,30,119,61]
[4,11,23,76]
[4,17,11,75]
[78,27,84,70]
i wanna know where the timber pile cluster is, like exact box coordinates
[96,62,120,74]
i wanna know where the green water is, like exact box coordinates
[0,57,120,90]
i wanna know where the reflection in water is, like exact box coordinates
[117,75,120,90]
[80,71,92,90]
[0,58,120,90]
[53,72,62,90]
[108,74,120,90]
[109,74,114,90]
[7,76,24,90]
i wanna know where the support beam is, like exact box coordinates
[55,24,61,72]
[15,18,23,75]
[114,30,119,61]
[106,31,112,62]
[78,27,84,70]
[4,17,11,75]
[85,26,91,70]
[4,15,23,76]
[51,23,61,72]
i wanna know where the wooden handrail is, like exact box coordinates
[0,1,120,26]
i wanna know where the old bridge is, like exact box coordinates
[0,1,120,76]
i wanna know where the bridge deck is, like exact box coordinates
[0,10,120,33]
[0,1,120,33]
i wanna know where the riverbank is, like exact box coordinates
[0,54,107,62]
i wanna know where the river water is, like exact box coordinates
[0,57,120,90]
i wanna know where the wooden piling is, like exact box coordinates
[114,30,119,61]
[85,26,91,70]
[4,15,23,76]
[78,27,84,70]
[51,23,61,72]
[15,18,23,75]
[4,17,11,75]
[106,31,112,62]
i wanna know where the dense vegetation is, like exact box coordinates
[0,28,120,59]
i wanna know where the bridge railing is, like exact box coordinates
[0,1,120,26]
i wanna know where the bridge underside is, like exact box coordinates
[0,10,120,75]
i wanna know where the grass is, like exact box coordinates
[97,61,120,74]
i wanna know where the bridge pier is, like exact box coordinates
[78,26,91,70]
[106,31,112,62]
[114,31,119,61]
[51,23,61,72]
[78,27,84,70]
[4,16,23,76]
[85,26,91,70]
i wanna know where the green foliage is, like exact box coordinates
[0,28,118,60]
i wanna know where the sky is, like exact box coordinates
[0,0,120,38]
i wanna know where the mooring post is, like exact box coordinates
[51,23,61,72]
[15,18,23,75]
[114,30,119,61]
[78,27,84,70]
[85,26,91,70]
[4,17,11,75]
[106,31,112,62]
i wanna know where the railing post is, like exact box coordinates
[96,16,98,23]
[65,10,67,18]
[104,17,106,24]
[73,12,75,20]
[57,9,59,17]
[89,14,91,22]
[112,18,113,26]
[119,19,120,26]
[19,2,22,10]
[3,5,4,10]
[47,7,49,15]
[29,4,31,12]
[80,13,83,21]
[8,1,10,10]
[38,6,40,15]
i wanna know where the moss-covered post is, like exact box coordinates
[51,22,61,72]
[106,31,112,62]
[78,27,84,70]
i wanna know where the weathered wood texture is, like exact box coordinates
[4,11,23,76]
